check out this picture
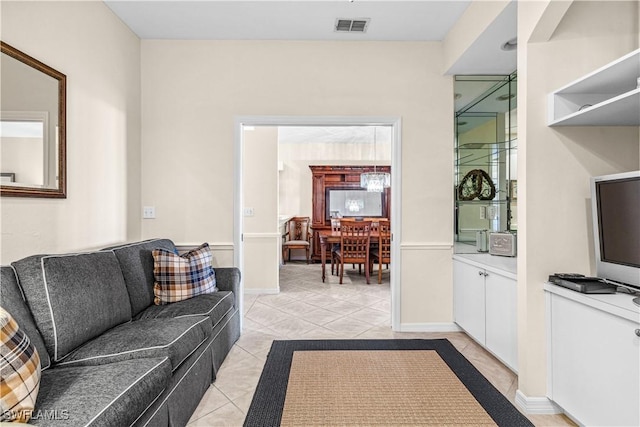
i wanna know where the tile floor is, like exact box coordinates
[187,262,575,427]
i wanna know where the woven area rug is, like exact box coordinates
[244,339,533,427]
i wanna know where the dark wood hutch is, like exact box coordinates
[309,165,391,262]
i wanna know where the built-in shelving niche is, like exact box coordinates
[548,49,640,126]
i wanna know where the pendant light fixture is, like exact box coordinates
[360,127,390,192]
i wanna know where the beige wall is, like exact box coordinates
[517,0,639,399]
[0,1,142,263]
[243,127,279,292]
[140,40,454,324]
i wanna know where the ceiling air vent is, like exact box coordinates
[335,18,370,33]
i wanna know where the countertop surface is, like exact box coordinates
[453,243,517,279]
[544,282,640,323]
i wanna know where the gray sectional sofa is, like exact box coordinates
[1,238,241,426]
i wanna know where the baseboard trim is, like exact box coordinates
[515,390,562,414]
[398,322,461,333]
[244,288,280,295]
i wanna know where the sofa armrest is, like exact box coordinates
[215,267,241,310]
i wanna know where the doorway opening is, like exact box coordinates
[234,116,402,331]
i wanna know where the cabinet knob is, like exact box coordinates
[635,329,640,337]
[478,271,484,276]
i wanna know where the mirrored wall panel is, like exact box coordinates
[454,73,517,250]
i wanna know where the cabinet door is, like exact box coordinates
[485,272,518,371]
[453,260,486,343]
[550,294,640,426]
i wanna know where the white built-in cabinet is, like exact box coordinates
[545,284,640,426]
[453,255,518,372]
[545,47,640,426]
[548,49,640,126]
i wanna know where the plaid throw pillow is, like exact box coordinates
[152,243,217,305]
[0,307,41,422]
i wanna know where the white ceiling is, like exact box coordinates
[104,0,517,75]
[105,1,470,41]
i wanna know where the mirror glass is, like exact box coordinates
[326,188,384,219]
[454,73,517,251]
[1,42,66,198]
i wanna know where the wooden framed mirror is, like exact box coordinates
[1,41,66,198]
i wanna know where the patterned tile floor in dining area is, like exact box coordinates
[187,262,575,427]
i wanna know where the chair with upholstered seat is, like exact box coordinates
[332,220,372,284]
[370,219,391,284]
[282,217,311,264]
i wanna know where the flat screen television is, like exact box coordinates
[590,170,640,291]
[325,188,385,221]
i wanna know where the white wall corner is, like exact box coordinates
[398,323,461,333]
[515,390,563,415]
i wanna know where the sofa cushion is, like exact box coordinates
[137,291,235,330]
[0,266,51,370]
[33,357,171,426]
[12,252,132,362]
[152,243,217,305]
[56,316,210,372]
[0,308,41,423]
[105,239,177,316]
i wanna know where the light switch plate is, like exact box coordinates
[143,206,156,219]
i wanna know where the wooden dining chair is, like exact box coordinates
[330,218,340,275]
[282,216,311,264]
[334,218,360,274]
[333,220,372,284]
[368,219,381,250]
[370,219,391,284]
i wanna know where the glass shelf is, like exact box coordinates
[456,199,510,204]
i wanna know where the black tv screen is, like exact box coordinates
[596,177,640,268]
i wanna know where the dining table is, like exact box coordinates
[316,229,381,283]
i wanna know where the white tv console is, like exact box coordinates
[544,283,640,426]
